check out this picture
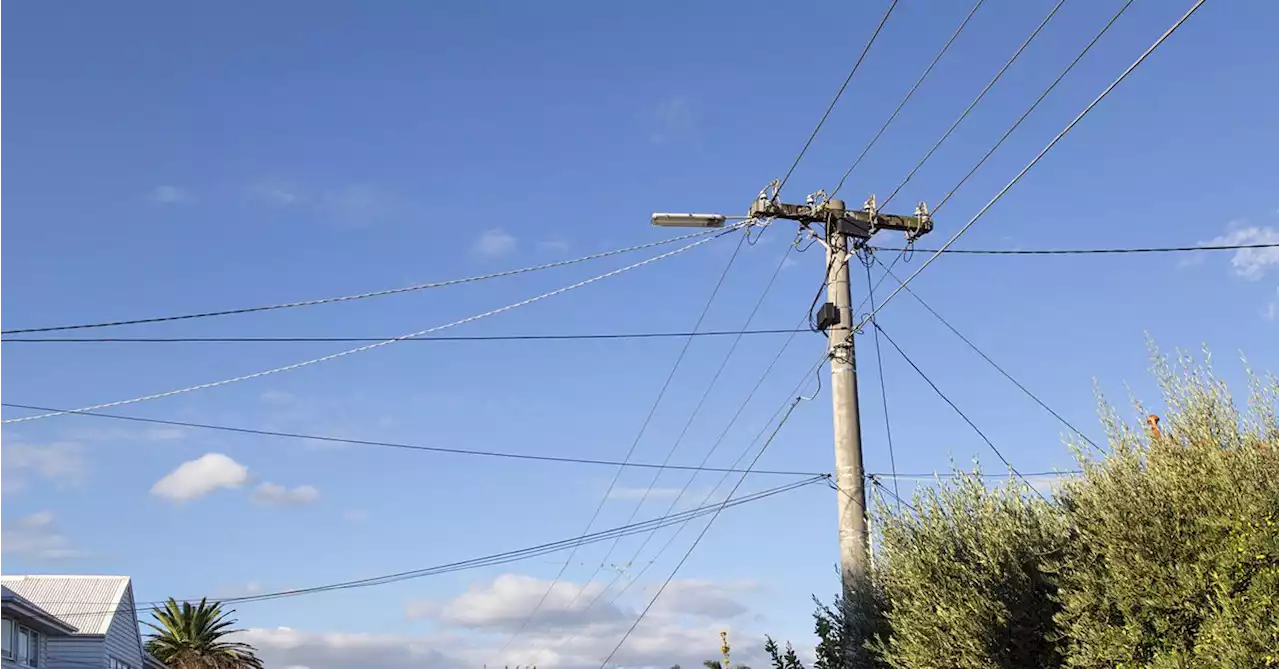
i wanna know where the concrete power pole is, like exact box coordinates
[748,191,933,600]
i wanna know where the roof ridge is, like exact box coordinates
[2,574,130,579]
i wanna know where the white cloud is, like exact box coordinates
[426,574,624,631]
[650,579,759,619]
[473,229,518,257]
[21,510,54,526]
[2,441,88,493]
[252,482,320,507]
[151,453,249,503]
[536,240,572,254]
[260,390,297,405]
[250,179,307,206]
[248,179,415,225]
[233,628,466,669]
[236,571,775,669]
[215,580,267,599]
[648,96,698,146]
[1,511,84,560]
[320,184,413,225]
[63,425,186,443]
[1202,223,1279,280]
[148,185,194,205]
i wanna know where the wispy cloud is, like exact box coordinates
[259,390,297,406]
[249,178,307,206]
[320,184,414,226]
[147,185,194,205]
[62,425,185,444]
[252,482,320,507]
[1200,222,1279,280]
[2,441,88,494]
[247,178,416,225]
[1,511,84,560]
[647,96,698,146]
[535,240,571,254]
[473,229,518,257]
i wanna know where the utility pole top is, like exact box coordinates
[748,193,933,243]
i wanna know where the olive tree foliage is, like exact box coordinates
[867,470,1069,668]
[763,349,1277,668]
[1051,349,1278,667]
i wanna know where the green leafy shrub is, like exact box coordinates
[868,470,1069,668]
[764,349,1277,668]
[1051,350,1278,667]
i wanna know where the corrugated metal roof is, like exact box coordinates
[0,575,131,635]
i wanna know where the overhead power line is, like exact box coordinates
[829,0,986,199]
[872,323,1047,501]
[869,469,1081,480]
[3,224,745,425]
[854,0,1206,333]
[555,244,798,620]
[929,0,1136,214]
[229,477,826,607]
[870,255,1103,453]
[597,363,818,668]
[867,477,919,514]
[568,348,828,645]
[1,227,729,335]
[0,402,825,478]
[860,255,902,510]
[879,0,1066,209]
[870,242,1277,255]
[776,0,901,196]
[35,475,827,618]
[1,328,810,344]
[497,228,753,657]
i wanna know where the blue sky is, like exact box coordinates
[3,1,1277,667]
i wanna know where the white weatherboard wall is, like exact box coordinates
[46,636,103,669]
[102,584,144,669]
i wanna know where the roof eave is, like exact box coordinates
[0,599,78,635]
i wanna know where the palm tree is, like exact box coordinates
[143,598,264,669]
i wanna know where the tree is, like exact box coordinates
[143,598,264,669]
[868,470,1068,668]
[763,348,1278,668]
[1050,349,1278,667]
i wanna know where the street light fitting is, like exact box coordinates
[650,213,727,228]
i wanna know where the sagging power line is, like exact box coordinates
[0,328,810,344]
[854,0,1207,333]
[1,227,733,335]
[0,402,824,478]
[3,224,747,425]
[32,475,827,619]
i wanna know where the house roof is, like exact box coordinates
[0,575,132,635]
[0,585,78,635]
